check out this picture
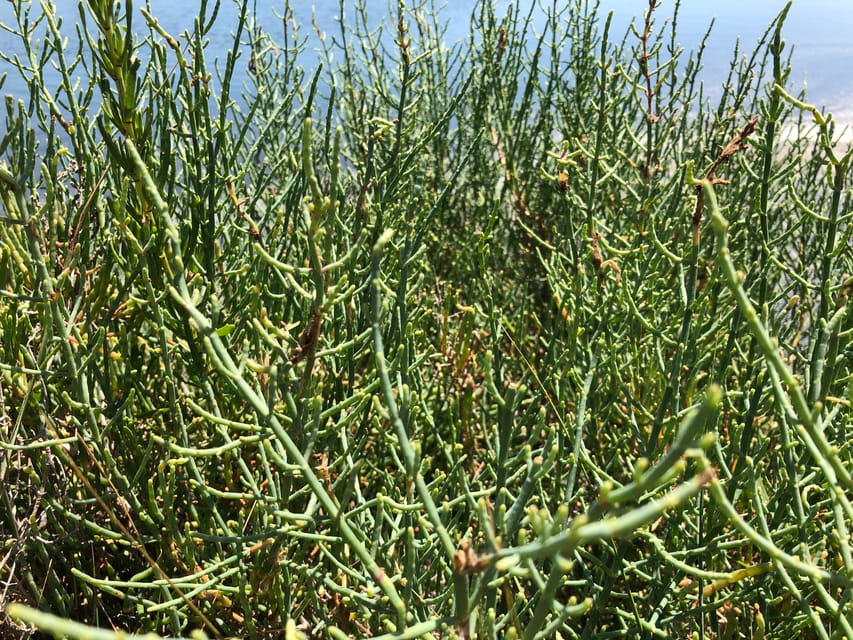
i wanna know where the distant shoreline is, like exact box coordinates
[778,113,853,154]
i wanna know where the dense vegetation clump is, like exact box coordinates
[1,1,851,638]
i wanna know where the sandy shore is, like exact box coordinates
[777,108,853,157]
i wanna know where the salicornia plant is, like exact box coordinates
[1,1,850,638]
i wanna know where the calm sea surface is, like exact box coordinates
[1,1,852,117]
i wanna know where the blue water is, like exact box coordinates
[599,0,853,116]
[1,1,852,117]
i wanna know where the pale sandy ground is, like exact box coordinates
[777,105,853,156]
